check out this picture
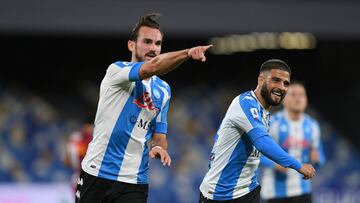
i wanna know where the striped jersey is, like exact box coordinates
[200,91,270,200]
[81,61,171,184]
[260,110,323,199]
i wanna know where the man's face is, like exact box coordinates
[130,26,162,62]
[283,84,308,113]
[260,69,290,106]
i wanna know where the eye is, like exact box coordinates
[155,41,162,46]
[284,81,290,87]
[143,39,152,44]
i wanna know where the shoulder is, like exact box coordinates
[304,113,320,129]
[228,91,260,120]
[113,61,144,69]
[238,91,260,111]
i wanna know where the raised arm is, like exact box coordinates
[139,45,212,79]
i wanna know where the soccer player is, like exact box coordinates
[199,59,316,203]
[260,81,325,203]
[76,13,212,203]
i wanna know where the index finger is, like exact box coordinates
[164,155,171,166]
[203,44,213,51]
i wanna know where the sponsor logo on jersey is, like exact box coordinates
[283,136,311,149]
[133,92,159,113]
[130,116,156,131]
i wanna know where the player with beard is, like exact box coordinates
[199,59,316,203]
[260,81,325,203]
[77,13,212,203]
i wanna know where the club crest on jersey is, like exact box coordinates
[250,108,259,119]
[133,92,159,113]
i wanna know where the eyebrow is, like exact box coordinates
[143,38,162,44]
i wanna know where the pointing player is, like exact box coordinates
[260,81,325,203]
[76,13,212,203]
[199,59,316,203]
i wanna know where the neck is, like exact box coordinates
[254,87,271,111]
[286,110,303,121]
[131,56,137,62]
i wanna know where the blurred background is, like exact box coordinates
[1,0,360,202]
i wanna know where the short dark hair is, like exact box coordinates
[259,59,291,75]
[129,13,163,41]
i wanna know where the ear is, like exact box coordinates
[128,40,135,52]
[258,73,264,87]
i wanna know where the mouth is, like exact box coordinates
[145,53,157,59]
[271,90,283,99]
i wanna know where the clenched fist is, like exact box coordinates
[298,163,316,180]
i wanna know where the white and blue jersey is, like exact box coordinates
[81,61,171,184]
[260,110,325,200]
[200,91,270,200]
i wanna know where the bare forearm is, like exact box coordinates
[150,136,168,150]
[139,44,212,79]
[140,49,189,79]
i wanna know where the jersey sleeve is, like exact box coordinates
[260,154,276,168]
[154,86,171,134]
[230,96,268,143]
[106,61,144,86]
[254,135,302,170]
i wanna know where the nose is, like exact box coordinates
[278,82,287,92]
[149,43,157,51]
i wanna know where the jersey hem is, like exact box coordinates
[82,165,148,184]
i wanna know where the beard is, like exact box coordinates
[134,50,146,62]
[134,46,157,62]
[260,83,285,106]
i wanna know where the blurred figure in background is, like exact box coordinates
[260,81,325,203]
[63,122,93,190]
[199,59,315,203]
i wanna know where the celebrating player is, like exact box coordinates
[199,59,316,203]
[76,13,212,203]
[260,81,325,203]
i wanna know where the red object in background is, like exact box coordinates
[63,123,93,191]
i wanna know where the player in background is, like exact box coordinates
[77,13,212,203]
[199,59,316,203]
[260,81,325,203]
[63,122,93,190]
